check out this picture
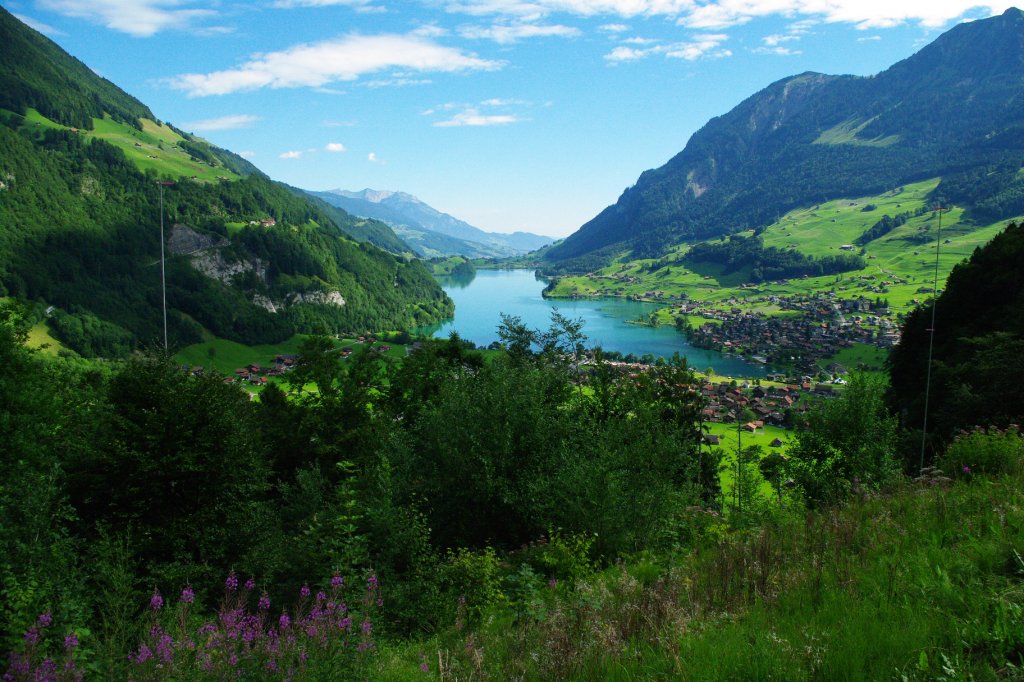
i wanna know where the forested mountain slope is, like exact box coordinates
[546,8,1024,269]
[0,7,451,356]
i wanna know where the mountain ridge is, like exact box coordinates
[0,7,452,356]
[310,187,553,258]
[545,7,1024,268]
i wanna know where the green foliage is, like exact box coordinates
[442,547,507,622]
[889,222,1024,451]
[786,373,899,505]
[66,355,275,591]
[536,529,595,583]
[938,429,1024,478]
[0,7,153,130]
[684,233,865,282]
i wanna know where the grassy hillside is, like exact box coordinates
[14,108,242,182]
[546,178,1016,318]
[370,463,1024,680]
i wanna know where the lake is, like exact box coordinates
[418,268,770,377]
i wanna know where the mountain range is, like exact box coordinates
[0,6,451,357]
[545,7,1024,270]
[308,188,553,259]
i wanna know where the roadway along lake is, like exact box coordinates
[419,268,770,378]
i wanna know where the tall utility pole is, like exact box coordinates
[157,181,175,353]
[919,205,944,474]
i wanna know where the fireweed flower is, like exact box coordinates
[299,585,311,599]
[36,612,53,628]
[225,572,239,592]
[367,575,378,591]
[64,632,78,651]
[331,575,343,588]
[278,613,291,630]
[149,591,164,611]
[180,585,195,604]
[23,627,39,646]
[259,594,271,611]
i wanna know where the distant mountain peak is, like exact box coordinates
[311,187,553,258]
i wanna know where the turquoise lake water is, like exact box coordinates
[418,268,770,378]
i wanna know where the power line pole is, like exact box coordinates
[919,204,944,474]
[157,181,175,353]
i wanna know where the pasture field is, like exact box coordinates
[547,178,1020,320]
[13,108,240,182]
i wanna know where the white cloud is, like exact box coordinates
[458,22,581,43]
[762,33,799,47]
[363,77,433,87]
[443,0,1011,32]
[444,1,694,19]
[434,109,521,126]
[752,45,801,55]
[481,97,526,106]
[274,0,378,6]
[280,150,303,159]
[605,33,730,62]
[13,13,67,35]
[169,33,504,97]
[599,22,629,31]
[37,0,215,36]
[857,34,882,42]
[183,114,260,132]
[675,1,1010,30]
[238,150,256,159]
[665,34,731,60]
[368,152,382,163]
[325,142,347,152]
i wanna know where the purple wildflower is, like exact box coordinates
[64,632,78,651]
[963,465,972,474]
[258,594,271,611]
[180,585,195,604]
[339,617,353,630]
[225,572,239,592]
[331,575,343,588]
[244,577,255,591]
[299,584,311,599]
[361,620,372,636]
[278,613,291,630]
[131,644,153,665]
[36,612,53,628]
[149,591,164,611]
[420,662,430,673]
[316,591,326,602]
[367,575,378,591]
[23,628,39,646]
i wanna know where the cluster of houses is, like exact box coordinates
[678,291,901,370]
[699,379,836,432]
[231,355,298,385]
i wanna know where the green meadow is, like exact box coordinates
[14,108,240,183]
[547,178,1020,318]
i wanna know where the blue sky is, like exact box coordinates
[2,0,1014,237]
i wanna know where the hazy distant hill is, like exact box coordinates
[546,8,1024,269]
[0,7,451,356]
[310,188,553,258]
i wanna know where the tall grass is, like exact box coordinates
[394,471,1024,680]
